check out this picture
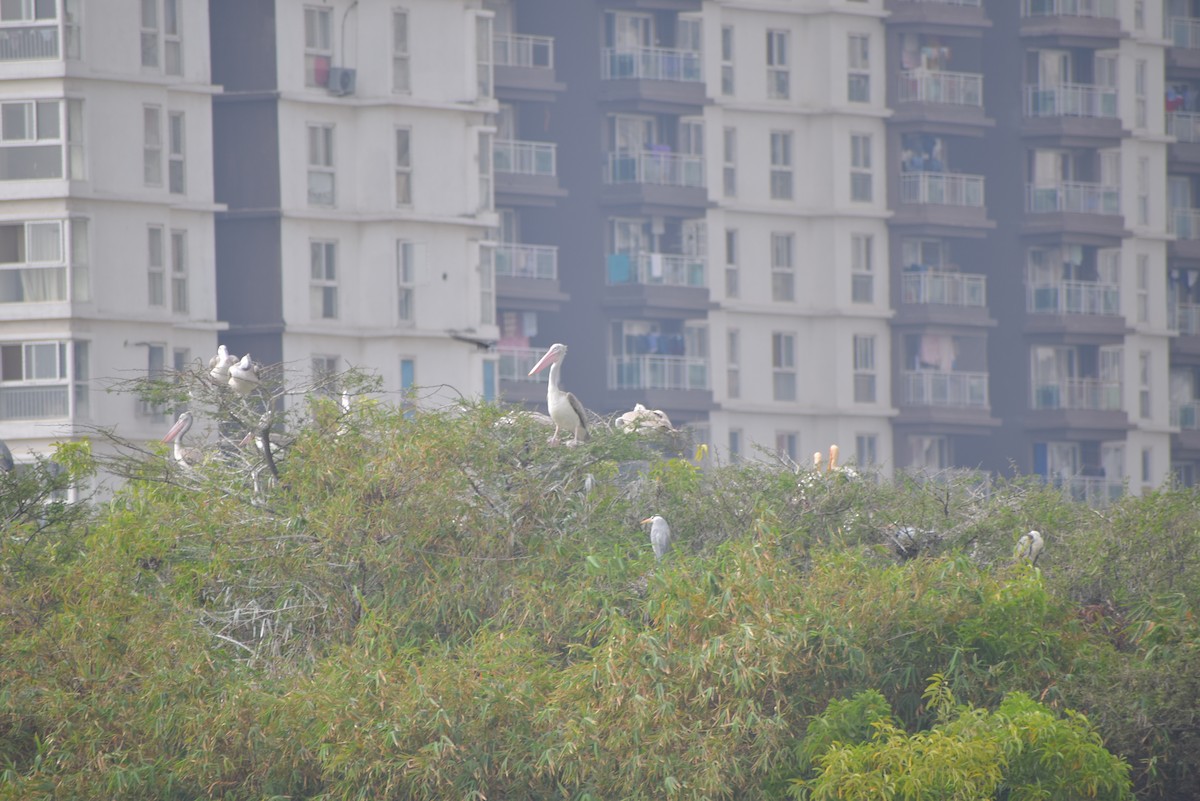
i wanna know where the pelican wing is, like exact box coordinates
[566,391,589,439]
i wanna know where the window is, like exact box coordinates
[1135,59,1146,129]
[775,431,798,462]
[855,434,877,468]
[1136,254,1149,324]
[163,0,180,75]
[0,219,81,304]
[1,0,55,23]
[770,131,793,200]
[0,99,75,181]
[140,343,167,419]
[479,243,495,325]
[767,29,789,99]
[771,232,794,302]
[168,111,184,194]
[1134,1,1144,31]
[310,240,337,319]
[478,130,493,212]
[397,239,416,326]
[170,229,186,313]
[1139,350,1151,419]
[0,339,87,420]
[847,33,869,102]
[312,354,340,391]
[476,15,493,99]
[147,224,164,306]
[304,6,332,87]
[483,359,496,402]
[64,0,81,60]
[772,332,796,401]
[728,428,742,462]
[140,0,158,68]
[724,228,738,298]
[143,105,162,186]
[66,98,82,179]
[1137,156,1149,226]
[393,9,410,93]
[853,334,876,402]
[723,126,736,197]
[1141,447,1152,484]
[850,133,872,202]
[727,328,740,399]
[851,233,873,303]
[172,347,189,374]
[395,127,412,206]
[400,357,416,402]
[307,123,335,206]
[720,25,734,95]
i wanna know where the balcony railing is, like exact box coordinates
[901,272,987,307]
[0,24,59,61]
[900,370,989,408]
[609,355,709,391]
[1028,281,1120,316]
[1022,0,1117,19]
[1171,400,1200,429]
[493,33,554,69]
[495,243,557,281]
[604,151,705,188]
[494,139,556,177]
[1032,378,1122,411]
[899,172,985,207]
[1168,111,1200,143]
[1027,182,1120,215]
[905,0,981,5]
[0,265,68,303]
[898,70,983,107]
[497,347,545,383]
[0,384,68,420]
[606,252,706,288]
[1168,16,1200,48]
[1024,83,1118,118]
[1050,475,1125,507]
[601,47,702,82]
[1170,207,1200,240]
[1171,303,1200,335]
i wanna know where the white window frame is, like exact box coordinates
[727,328,740,399]
[722,126,736,197]
[310,239,338,320]
[163,0,181,75]
[771,231,794,302]
[476,14,493,100]
[167,110,185,194]
[397,239,417,326]
[855,434,877,467]
[770,130,793,200]
[304,5,332,88]
[170,228,187,314]
[393,9,410,94]
[307,123,335,206]
[143,105,162,186]
[851,233,873,304]
[853,334,876,403]
[720,25,734,95]
[1136,254,1149,324]
[395,126,412,206]
[724,228,738,299]
[140,0,159,68]
[775,431,798,462]
[478,130,493,212]
[1139,350,1151,419]
[0,99,73,182]
[772,331,796,401]
[147,224,164,306]
[847,33,870,103]
[767,29,789,99]
[479,242,495,325]
[850,133,872,202]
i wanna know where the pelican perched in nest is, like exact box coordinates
[228,354,262,396]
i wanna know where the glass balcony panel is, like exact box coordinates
[1026,182,1119,215]
[1022,0,1117,19]
[497,346,545,382]
[900,371,989,408]
[604,151,705,188]
[605,252,705,287]
[1024,84,1118,118]
[493,139,556,177]
[901,272,987,307]
[608,355,709,391]
[494,243,557,280]
[1031,379,1122,410]
[897,70,983,107]
[1027,280,1119,316]
[602,47,702,82]
[899,172,985,207]
[492,33,554,69]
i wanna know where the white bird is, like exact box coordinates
[616,403,674,433]
[1015,530,1045,565]
[227,354,261,396]
[208,344,239,382]
[527,343,588,444]
[0,438,13,473]
[642,514,672,561]
[162,411,204,468]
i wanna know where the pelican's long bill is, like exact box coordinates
[528,345,561,376]
[162,416,190,443]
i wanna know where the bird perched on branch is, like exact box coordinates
[162,411,204,468]
[208,345,238,382]
[228,354,261,396]
[527,343,588,445]
[642,514,672,561]
[1015,530,1044,565]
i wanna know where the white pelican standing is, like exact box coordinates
[642,515,672,561]
[162,411,204,468]
[208,345,238,382]
[527,343,588,444]
[1015,530,1045,565]
[228,354,261,396]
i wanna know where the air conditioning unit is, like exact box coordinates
[327,66,357,96]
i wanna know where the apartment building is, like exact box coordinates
[0,0,223,465]
[210,0,500,402]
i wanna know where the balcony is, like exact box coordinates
[900,370,989,408]
[894,172,991,232]
[1027,281,1119,316]
[604,252,709,318]
[0,384,68,420]
[1024,84,1116,119]
[602,47,701,82]
[1168,17,1200,49]
[1169,208,1200,261]
[598,47,705,113]
[1032,378,1121,411]
[902,272,986,307]
[606,252,704,288]
[1019,0,1120,47]
[1169,111,1200,143]
[495,244,567,313]
[898,70,983,107]
[1024,182,1123,239]
[1168,112,1200,170]
[1170,303,1200,335]
[493,33,564,100]
[0,24,59,61]
[884,0,989,30]
[1172,400,1200,429]
[1051,475,1124,508]
[496,346,546,406]
[601,151,707,215]
[496,243,556,281]
[609,355,708,391]
[494,139,563,206]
